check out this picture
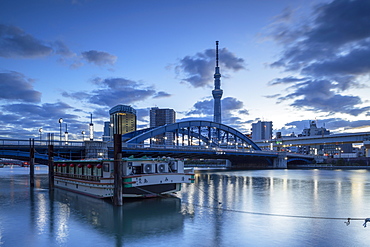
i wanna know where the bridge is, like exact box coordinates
[0,120,315,168]
[254,131,370,157]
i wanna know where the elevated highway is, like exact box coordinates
[254,132,370,156]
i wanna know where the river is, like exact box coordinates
[1,166,370,246]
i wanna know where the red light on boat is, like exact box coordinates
[87,164,92,169]
[97,164,102,169]
[57,164,61,167]
[70,164,75,167]
[62,163,67,167]
[78,164,83,168]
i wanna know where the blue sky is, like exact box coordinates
[1,0,370,140]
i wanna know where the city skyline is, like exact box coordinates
[1,0,370,140]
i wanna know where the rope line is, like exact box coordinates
[193,183,222,205]
[135,186,168,198]
[180,201,370,227]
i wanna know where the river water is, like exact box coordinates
[1,166,370,247]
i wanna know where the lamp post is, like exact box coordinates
[58,118,63,142]
[39,128,43,141]
[81,131,85,141]
[65,123,68,145]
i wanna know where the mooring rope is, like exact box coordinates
[180,200,370,227]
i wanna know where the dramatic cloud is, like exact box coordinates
[81,50,117,66]
[0,71,41,102]
[268,0,370,116]
[0,24,53,58]
[3,102,75,119]
[276,78,370,115]
[0,24,116,69]
[175,47,245,88]
[0,102,82,139]
[63,77,170,107]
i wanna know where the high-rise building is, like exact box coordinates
[150,107,176,145]
[109,105,136,136]
[102,121,111,141]
[212,41,223,123]
[251,121,273,140]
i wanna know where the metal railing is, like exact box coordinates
[55,172,101,181]
[0,139,85,147]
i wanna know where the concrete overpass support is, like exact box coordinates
[273,152,287,169]
[364,141,370,157]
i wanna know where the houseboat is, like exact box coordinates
[53,157,194,198]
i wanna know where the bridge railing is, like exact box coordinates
[119,142,282,154]
[0,139,85,147]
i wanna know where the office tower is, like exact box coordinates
[102,121,111,141]
[212,41,223,123]
[109,105,137,135]
[150,107,176,145]
[251,121,273,140]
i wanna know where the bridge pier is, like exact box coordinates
[364,141,370,157]
[273,152,287,169]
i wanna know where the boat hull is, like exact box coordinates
[54,173,192,198]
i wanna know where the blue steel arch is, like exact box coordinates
[127,120,261,151]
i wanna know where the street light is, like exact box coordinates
[39,128,43,141]
[58,118,63,142]
[64,123,68,145]
[81,131,85,141]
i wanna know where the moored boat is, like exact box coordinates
[53,157,194,198]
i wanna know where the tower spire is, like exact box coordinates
[216,41,219,67]
[212,41,223,123]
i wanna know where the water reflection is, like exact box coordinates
[2,167,370,246]
[53,189,184,242]
[181,169,370,219]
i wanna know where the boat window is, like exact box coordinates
[103,163,109,172]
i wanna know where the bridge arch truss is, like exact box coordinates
[126,120,261,151]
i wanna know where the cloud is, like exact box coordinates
[0,24,116,69]
[0,71,41,102]
[54,40,75,58]
[186,98,213,116]
[81,50,117,66]
[185,96,250,132]
[0,101,83,139]
[153,91,171,98]
[0,24,53,58]
[175,47,245,88]
[3,102,75,119]
[187,97,248,116]
[276,78,370,115]
[277,118,370,136]
[268,76,308,86]
[136,108,150,123]
[63,77,170,107]
[264,94,280,99]
[268,0,370,116]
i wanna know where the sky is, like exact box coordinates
[1,0,370,141]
